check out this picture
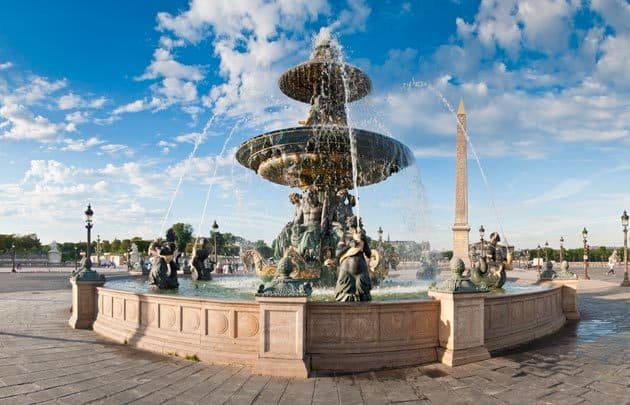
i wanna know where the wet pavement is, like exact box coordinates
[0,270,629,404]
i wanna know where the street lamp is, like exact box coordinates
[11,243,16,273]
[84,204,94,269]
[544,241,549,262]
[74,246,79,271]
[582,227,590,280]
[479,225,485,256]
[212,220,219,264]
[537,244,542,273]
[559,236,564,262]
[96,234,101,266]
[621,210,629,287]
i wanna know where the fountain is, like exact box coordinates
[69,32,581,378]
[236,34,413,297]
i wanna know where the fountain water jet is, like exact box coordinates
[236,34,414,298]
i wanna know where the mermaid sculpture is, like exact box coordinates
[335,216,372,302]
[471,231,507,289]
[148,228,179,289]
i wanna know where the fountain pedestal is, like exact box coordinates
[254,296,309,378]
[69,279,105,329]
[428,291,490,366]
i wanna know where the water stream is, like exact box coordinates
[159,114,218,236]
[336,36,362,228]
[196,118,246,239]
[407,80,509,245]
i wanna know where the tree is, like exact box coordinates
[171,223,194,253]
[111,239,122,253]
[253,240,274,259]
[131,237,150,255]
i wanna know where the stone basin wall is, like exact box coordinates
[80,281,578,377]
[484,286,566,352]
[92,289,261,366]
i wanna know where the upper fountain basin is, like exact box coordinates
[235,125,414,189]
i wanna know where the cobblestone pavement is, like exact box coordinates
[0,272,629,404]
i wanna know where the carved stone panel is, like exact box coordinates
[236,311,259,338]
[206,309,229,336]
[140,302,158,327]
[182,306,202,334]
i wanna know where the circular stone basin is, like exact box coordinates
[235,126,414,189]
[278,60,371,104]
[103,276,546,302]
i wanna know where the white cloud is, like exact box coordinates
[112,97,165,115]
[0,62,13,70]
[100,143,134,157]
[524,178,591,204]
[24,160,74,184]
[0,102,64,141]
[57,93,107,110]
[61,137,104,152]
[591,0,630,33]
[596,34,630,87]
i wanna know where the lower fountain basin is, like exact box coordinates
[89,276,576,377]
[235,126,414,189]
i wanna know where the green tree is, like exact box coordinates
[111,239,122,253]
[171,223,194,253]
[253,240,274,258]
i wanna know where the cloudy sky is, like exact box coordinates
[0,0,628,250]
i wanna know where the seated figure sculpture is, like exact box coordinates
[148,228,179,289]
[335,216,372,302]
[190,237,214,282]
[272,192,303,259]
[471,231,507,289]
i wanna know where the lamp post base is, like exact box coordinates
[621,278,630,287]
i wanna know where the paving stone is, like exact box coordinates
[1,272,630,405]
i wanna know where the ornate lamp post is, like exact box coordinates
[479,225,485,257]
[96,234,101,266]
[559,237,564,262]
[544,241,549,262]
[85,204,93,268]
[74,246,79,271]
[11,243,16,273]
[212,220,219,264]
[71,204,103,281]
[621,210,629,287]
[582,227,590,280]
[537,244,542,273]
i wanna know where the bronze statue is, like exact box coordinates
[335,216,372,302]
[191,237,213,281]
[148,228,179,289]
[471,232,506,289]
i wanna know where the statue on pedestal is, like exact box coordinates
[335,216,372,302]
[148,228,179,289]
[471,232,507,289]
[191,238,214,281]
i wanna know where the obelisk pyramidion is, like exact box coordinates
[452,98,471,268]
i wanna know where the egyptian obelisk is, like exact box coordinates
[452,99,471,267]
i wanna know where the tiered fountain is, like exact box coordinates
[73,33,580,378]
[236,35,413,298]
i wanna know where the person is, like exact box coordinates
[607,250,619,275]
[607,261,615,275]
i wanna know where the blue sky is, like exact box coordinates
[0,0,628,250]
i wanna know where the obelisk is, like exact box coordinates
[452,99,471,267]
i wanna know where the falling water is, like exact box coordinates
[407,80,509,245]
[196,118,246,241]
[335,37,362,228]
[159,114,218,236]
